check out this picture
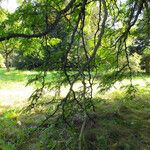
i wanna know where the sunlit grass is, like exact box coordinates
[0,84,33,111]
[0,68,38,84]
[0,68,150,110]
[0,68,36,112]
[0,68,150,149]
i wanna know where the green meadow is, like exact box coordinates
[0,68,150,149]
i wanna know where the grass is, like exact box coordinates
[0,68,36,111]
[0,68,38,83]
[0,68,150,149]
[0,68,65,110]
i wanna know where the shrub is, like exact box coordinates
[119,52,142,73]
[129,52,142,72]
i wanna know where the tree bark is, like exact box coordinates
[5,54,10,72]
[145,56,150,74]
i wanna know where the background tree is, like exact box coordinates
[0,39,19,71]
[127,6,150,73]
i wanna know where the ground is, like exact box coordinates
[0,68,150,150]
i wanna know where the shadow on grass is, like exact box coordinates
[0,91,150,150]
[0,70,150,149]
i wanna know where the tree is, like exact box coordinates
[0,8,20,71]
[0,39,18,71]
[0,0,149,149]
[128,5,150,73]
[0,53,5,67]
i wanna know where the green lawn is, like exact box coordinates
[0,68,150,150]
[0,68,65,110]
[0,68,37,111]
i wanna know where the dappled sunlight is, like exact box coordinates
[0,84,33,109]
[109,78,150,93]
[0,77,149,110]
[93,77,150,100]
[42,77,150,99]
[21,70,38,75]
[42,82,99,98]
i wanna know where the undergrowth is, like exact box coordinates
[0,85,149,150]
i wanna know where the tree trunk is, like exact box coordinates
[145,55,150,74]
[5,54,10,71]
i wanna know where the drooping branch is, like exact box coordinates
[0,0,76,42]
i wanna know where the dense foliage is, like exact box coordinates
[0,0,149,149]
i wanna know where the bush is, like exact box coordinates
[141,48,150,74]
[119,52,142,73]
[13,53,43,70]
[129,53,142,72]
